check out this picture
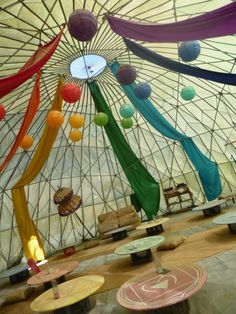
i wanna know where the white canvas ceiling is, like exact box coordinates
[0,0,236,271]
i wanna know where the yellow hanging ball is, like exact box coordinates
[69,130,83,142]
[46,110,64,128]
[69,114,85,128]
[20,134,33,150]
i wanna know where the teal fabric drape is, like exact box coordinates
[88,81,160,219]
[110,62,222,201]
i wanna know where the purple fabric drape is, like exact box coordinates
[106,2,236,42]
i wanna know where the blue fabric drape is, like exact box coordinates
[110,61,222,201]
[124,38,236,86]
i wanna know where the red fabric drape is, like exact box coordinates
[0,72,40,172]
[0,27,64,99]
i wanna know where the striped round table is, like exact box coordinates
[117,264,207,313]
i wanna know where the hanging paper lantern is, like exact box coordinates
[180,86,196,101]
[178,41,201,62]
[69,114,85,128]
[0,104,6,120]
[61,83,81,103]
[68,9,97,42]
[94,112,108,126]
[134,82,152,99]
[69,130,83,142]
[116,65,137,85]
[20,135,33,150]
[119,104,135,118]
[46,110,64,128]
[121,118,133,129]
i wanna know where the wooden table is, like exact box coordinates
[213,210,236,234]
[30,275,104,314]
[115,236,164,265]
[0,260,48,284]
[192,199,226,217]
[103,225,133,241]
[27,261,79,290]
[136,218,169,235]
[117,264,207,314]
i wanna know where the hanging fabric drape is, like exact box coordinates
[0,72,40,172]
[124,38,236,86]
[110,62,222,201]
[11,77,64,260]
[0,27,64,99]
[88,80,160,219]
[106,2,236,42]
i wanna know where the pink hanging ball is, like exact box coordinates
[68,9,98,42]
[61,83,81,103]
[116,65,137,85]
[0,104,6,120]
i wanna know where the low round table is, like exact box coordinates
[117,264,207,314]
[192,199,226,217]
[115,236,164,265]
[213,210,236,234]
[0,260,48,284]
[136,218,170,236]
[103,225,133,241]
[30,275,104,314]
[27,261,79,290]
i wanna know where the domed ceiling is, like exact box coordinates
[0,0,236,270]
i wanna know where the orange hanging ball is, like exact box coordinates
[61,83,81,103]
[69,130,83,142]
[20,135,33,150]
[69,114,85,128]
[46,110,64,128]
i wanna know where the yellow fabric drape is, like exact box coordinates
[11,77,64,261]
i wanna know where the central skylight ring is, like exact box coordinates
[70,54,107,80]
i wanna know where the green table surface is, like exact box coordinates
[115,235,165,255]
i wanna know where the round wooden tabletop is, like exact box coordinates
[27,260,79,285]
[213,210,236,225]
[104,225,133,235]
[192,199,226,211]
[117,264,207,311]
[136,218,169,230]
[114,235,165,255]
[30,275,104,312]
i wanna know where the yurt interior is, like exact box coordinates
[1,1,236,313]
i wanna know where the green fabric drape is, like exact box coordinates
[88,81,160,219]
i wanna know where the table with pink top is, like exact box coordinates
[27,260,79,290]
[117,264,207,314]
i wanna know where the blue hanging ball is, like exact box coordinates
[134,82,152,99]
[119,104,135,118]
[178,41,201,62]
[180,86,196,101]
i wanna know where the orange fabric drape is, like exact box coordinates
[11,77,64,260]
[0,72,40,172]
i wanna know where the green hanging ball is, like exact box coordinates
[94,112,108,126]
[180,86,196,101]
[121,118,133,129]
